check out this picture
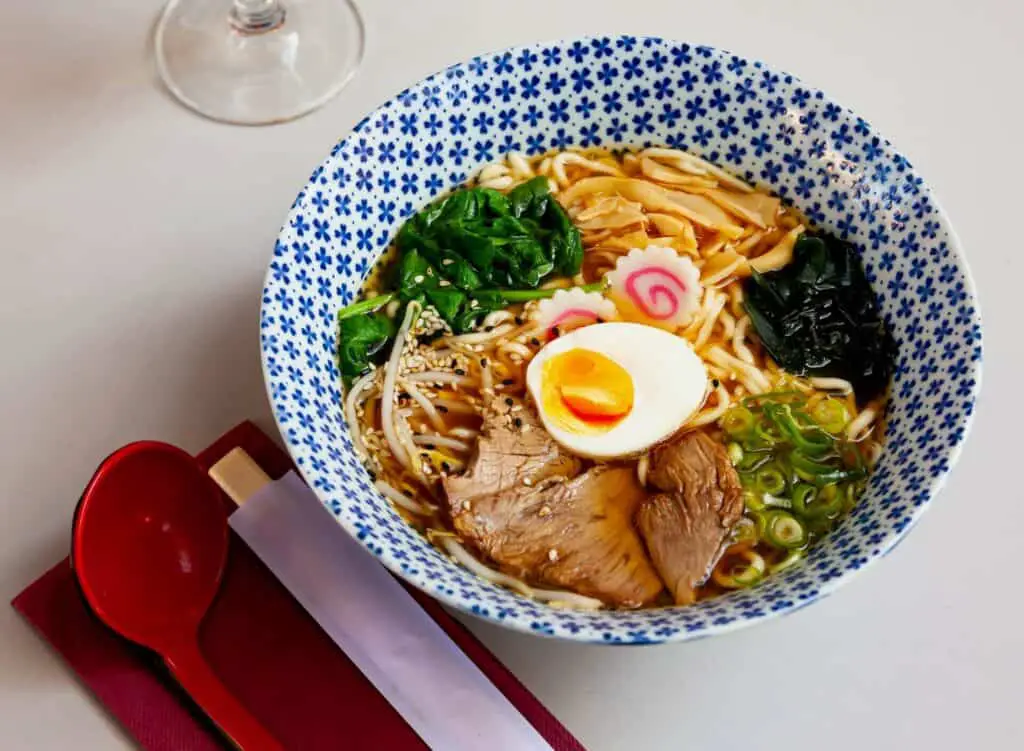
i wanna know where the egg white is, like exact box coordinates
[526,322,709,459]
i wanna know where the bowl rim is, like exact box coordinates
[260,35,984,643]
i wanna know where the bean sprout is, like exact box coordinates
[809,376,854,395]
[399,379,446,432]
[437,536,603,610]
[846,406,877,442]
[375,480,435,516]
[344,370,378,462]
[413,434,472,452]
[381,301,420,470]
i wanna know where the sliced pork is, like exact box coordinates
[637,432,744,604]
[449,463,664,608]
[444,398,580,511]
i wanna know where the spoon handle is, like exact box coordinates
[165,640,284,751]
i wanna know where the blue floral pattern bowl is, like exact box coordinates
[260,37,982,643]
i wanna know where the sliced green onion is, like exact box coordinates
[755,464,787,495]
[731,517,759,546]
[765,404,833,455]
[843,481,865,513]
[762,510,809,550]
[805,515,836,536]
[742,390,806,406]
[809,398,850,434]
[790,482,843,519]
[791,452,866,486]
[721,406,756,439]
[743,490,766,512]
[769,549,804,574]
[754,415,783,446]
[727,442,744,466]
[712,549,766,589]
[762,493,793,510]
[737,450,772,472]
[337,292,397,321]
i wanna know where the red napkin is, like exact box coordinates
[12,421,585,751]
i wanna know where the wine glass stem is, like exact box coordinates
[230,0,286,33]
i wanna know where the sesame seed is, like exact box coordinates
[712,378,721,388]
[455,368,466,376]
[502,378,515,386]
[548,549,559,562]
[441,461,451,472]
[523,477,533,487]
[504,397,514,406]
[484,325,494,332]
[424,443,436,450]
[480,358,489,367]
[437,405,449,413]
[513,417,523,428]
[413,275,425,284]
[530,337,541,346]
[539,505,552,517]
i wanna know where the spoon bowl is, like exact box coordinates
[73,442,228,652]
[72,441,282,750]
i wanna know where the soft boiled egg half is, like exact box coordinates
[526,322,709,459]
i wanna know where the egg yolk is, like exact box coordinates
[540,349,634,434]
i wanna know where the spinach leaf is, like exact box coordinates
[392,178,580,329]
[338,178,583,383]
[508,177,583,275]
[743,233,896,404]
[337,313,395,385]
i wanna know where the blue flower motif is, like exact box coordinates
[548,100,570,123]
[571,67,593,93]
[684,96,708,120]
[701,60,724,84]
[659,102,682,128]
[544,71,567,94]
[516,49,538,70]
[709,88,731,112]
[567,40,588,63]
[520,75,540,99]
[605,118,627,140]
[602,91,623,113]
[575,96,597,118]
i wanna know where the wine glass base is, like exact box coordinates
[155,0,364,125]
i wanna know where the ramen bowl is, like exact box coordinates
[260,37,982,643]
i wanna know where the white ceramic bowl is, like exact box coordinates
[260,37,982,643]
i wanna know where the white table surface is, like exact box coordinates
[2,1,1022,748]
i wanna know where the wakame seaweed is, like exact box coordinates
[337,177,582,382]
[742,233,895,404]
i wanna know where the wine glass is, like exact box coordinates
[155,0,364,125]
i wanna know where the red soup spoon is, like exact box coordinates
[72,441,283,751]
